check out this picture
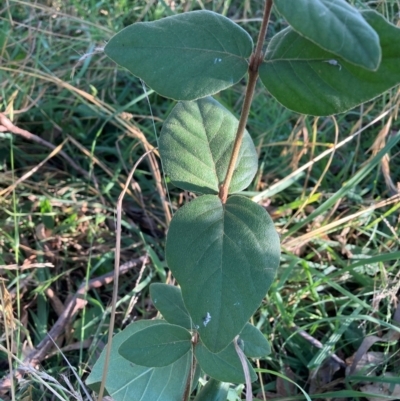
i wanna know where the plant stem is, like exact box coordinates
[253,0,274,67]
[97,150,154,401]
[219,0,274,203]
[182,346,197,401]
[234,336,252,401]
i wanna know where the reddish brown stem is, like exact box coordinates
[219,0,274,203]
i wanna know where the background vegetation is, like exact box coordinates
[0,0,399,400]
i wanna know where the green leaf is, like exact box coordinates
[195,340,257,384]
[166,195,280,352]
[239,323,271,358]
[194,378,229,401]
[105,11,253,101]
[259,11,400,116]
[86,320,192,401]
[159,97,258,195]
[274,0,381,70]
[150,283,192,329]
[119,323,192,367]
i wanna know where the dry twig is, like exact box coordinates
[0,256,147,396]
[0,112,105,202]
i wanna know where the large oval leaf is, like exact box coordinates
[259,11,400,116]
[195,340,257,384]
[150,283,192,329]
[86,320,192,401]
[159,97,258,194]
[166,195,280,352]
[105,11,253,101]
[119,323,192,367]
[274,0,381,70]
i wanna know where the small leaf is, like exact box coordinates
[105,11,253,100]
[159,96,258,195]
[274,0,381,70]
[86,320,192,401]
[119,323,192,367]
[240,323,271,358]
[195,341,257,384]
[166,195,280,352]
[194,378,229,401]
[260,11,400,116]
[150,283,192,329]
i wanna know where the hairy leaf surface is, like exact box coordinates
[105,11,253,100]
[193,378,230,401]
[150,283,192,329]
[86,320,192,401]
[274,0,381,70]
[160,97,258,194]
[260,11,400,115]
[195,340,257,383]
[240,323,271,358]
[166,195,280,352]
[119,323,191,367]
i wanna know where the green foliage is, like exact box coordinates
[193,379,230,401]
[119,323,192,367]
[166,195,280,352]
[159,96,258,194]
[239,323,271,358]
[104,10,253,101]
[150,283,192,329]
[195,340,257,383]
[274,0,381,70]
[86,320,192,401]
[90,1,400,399]
[3,1,399,400]
[260,11,400,115]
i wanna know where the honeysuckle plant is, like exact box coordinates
[87,1,400,400]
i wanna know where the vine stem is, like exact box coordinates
[182,334,198,401]
[97,149,155,401]
[219,0,274,203]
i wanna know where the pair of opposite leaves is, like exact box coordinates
[105,4,400,116]
[118,283,271,384]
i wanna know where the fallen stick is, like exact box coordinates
[0,112,105,203]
